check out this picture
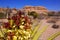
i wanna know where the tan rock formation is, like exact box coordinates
[22,6,48,14]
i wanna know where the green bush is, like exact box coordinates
[28,11,38,18]
[0,12,5,18]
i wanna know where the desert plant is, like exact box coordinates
[28,11,38,19]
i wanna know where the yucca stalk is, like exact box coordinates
[32,21,42,37]
[32,25,48,40]
[47,32,60,40]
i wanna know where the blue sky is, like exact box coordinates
[0,0,60,11]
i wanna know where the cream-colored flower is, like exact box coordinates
[21,15,24,17]
[20,37,23,40]
[13,36,17,40]
[21,19,25,21]
[18,36,21,40]
[7,30,12,32]
[18,30,23,34]
[22,22,24,25]
[13,25,16,28]
[19,25,24,29]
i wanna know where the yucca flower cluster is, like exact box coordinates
[3,11,32,40]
